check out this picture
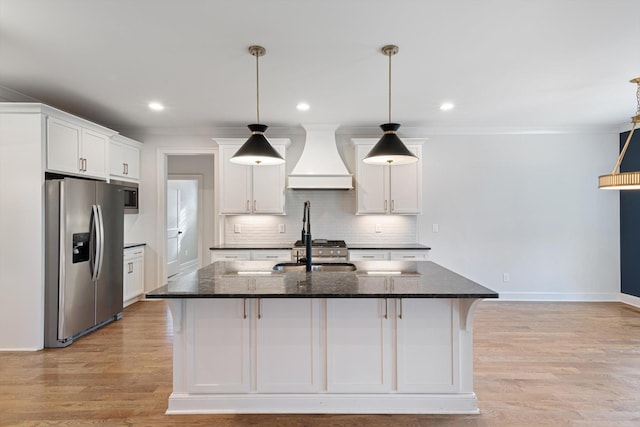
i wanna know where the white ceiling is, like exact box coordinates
[1,0,639,136]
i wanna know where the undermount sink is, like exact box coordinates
[272,262,357,272]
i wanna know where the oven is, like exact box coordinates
[292,239,348,262]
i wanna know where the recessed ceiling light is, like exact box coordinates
[296,102,310,111]
[148,102,165,111]
[440,102,455,111]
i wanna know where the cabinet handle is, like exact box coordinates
[79,158,83,172]
[123,163,126,175]
[391,200,395,212]
[383,298,388,319]
[224,255,238,259]
[246,200,250,212]
[403,255,416,259]
[363,255,375,259]
[384,200,388,211]
[266,255,278,259]
[253,200,257,211]
[258,298,262,319]
[398,299,403,319]
[243,299,247,319]
[83,158,87,172]
[125,163,129,175]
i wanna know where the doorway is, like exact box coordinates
[166,176,201,278]
[158,152,217,284]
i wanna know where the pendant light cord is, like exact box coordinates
[388,50,392,123]
[256,50,260,124]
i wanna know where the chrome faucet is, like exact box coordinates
[301,200,312,272]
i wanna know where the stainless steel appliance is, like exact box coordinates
[44,177,124,348]
[292,239,348,262]
[111,179,139,214]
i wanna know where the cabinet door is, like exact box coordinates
[396,299,459,393]
[128,256,144,298]
[326,298,393,392]
[47,117,82,174]
[389,250,429,261]
[122,144,140,180]
[186,299,251,393]
[251,145,286,214]
[389,145,422,214]
[220,146,252,214]
[256,299,321,392]
[81,129,109,178]
[110,141,126,177]
[355,144,389,214]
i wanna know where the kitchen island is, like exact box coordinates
[146,260,498,414]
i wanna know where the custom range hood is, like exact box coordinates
[288,124,353,189]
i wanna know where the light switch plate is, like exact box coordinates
[432,224,439,233]
[278,224,285,233]
[375,223,382,233]
[234,224,241,233]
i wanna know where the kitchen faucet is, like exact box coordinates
[301,200,312,272]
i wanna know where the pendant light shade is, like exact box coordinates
[230,45,285,166]
[599,77,640,190]
[363,45,418,165]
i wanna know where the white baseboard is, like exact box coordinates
[497,292,620,302]
[620,293,640,308]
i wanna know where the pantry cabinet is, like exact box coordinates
[47,116,114,179]
[110,135,141,181]
[216,139,289,215]
[353,139,424,215]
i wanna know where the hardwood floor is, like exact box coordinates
[1,300,640,426]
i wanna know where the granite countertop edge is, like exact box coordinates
[124,243,146,249]
[146,260,498,300]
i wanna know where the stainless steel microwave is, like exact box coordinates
[111,180,139,214]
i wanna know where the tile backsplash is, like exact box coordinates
[223,190,418,244]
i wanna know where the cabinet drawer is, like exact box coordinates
[349,250,389,261]
[211,251,252,263]
[124,247,144,261]
[389,251,429,261]
[251,250,291,261]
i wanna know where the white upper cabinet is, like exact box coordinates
[110,135,141,181]
[216,139,289,215]
[47,115,113,179]
[353,139,424,215]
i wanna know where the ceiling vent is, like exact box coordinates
[288,124,353,189]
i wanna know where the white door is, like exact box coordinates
[255,298,322,393]
[166,183,180,278]
[326,298,393,392]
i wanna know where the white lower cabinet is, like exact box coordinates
[396,299,459,392]
[326,298,393,392]
[182,298,459,396]
[123,246,145,306]
[256,299,322,393]
[186,299,251,393]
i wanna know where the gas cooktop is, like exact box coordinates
[293,239,347,248]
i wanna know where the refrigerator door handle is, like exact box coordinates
[90,205,99,281]
[95,204,105,280]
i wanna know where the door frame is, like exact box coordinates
[167,174,204,273]
[157,148,219,288]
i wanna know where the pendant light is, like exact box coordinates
[230,45,285,166]
[599,77,640,189]
[363,45,418,165]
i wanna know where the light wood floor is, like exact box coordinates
[1,300,640,426]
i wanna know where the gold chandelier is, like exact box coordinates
[599,77,640,190]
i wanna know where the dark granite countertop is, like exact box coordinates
[146,260,498,299]
[124,243,146,249]
[210,244,293,250]
[348,243,431,250]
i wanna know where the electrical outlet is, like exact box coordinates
[432,224,439,233]
[234,224,241,233]
[375,223,382,233]
[503,273,510,282]
[278,224,285,233]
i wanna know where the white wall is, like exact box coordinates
[132,128,620,302]
[418,133,620,301]
[0,113,45,350]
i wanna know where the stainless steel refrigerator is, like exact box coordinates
[45,177,124,348]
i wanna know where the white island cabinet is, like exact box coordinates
[149,260,497,415]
